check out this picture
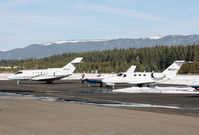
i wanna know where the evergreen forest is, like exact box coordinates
[0,45,199,74]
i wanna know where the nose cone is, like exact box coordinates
[102,79,107,83]
[7,74,18,80]
[102,78,112,83]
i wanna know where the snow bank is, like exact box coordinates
[0,73,14,80]
[114,86,199,94]
[161,75,199,85]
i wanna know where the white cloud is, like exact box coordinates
[0,12,86,28]
[76,3,166,22]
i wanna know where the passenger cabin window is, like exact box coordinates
[139,74,141,76]
[143,74,146,76]
[134,74,137,76]
[15,71,23,74]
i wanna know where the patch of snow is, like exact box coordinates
[0,73,14,80]
[114,74,199,94]
[42,40,107,46]
[0,49,7,52]
[114,86,199,94]
[161,75,199,86]
[1,91,198,110]
[148,35,163,40]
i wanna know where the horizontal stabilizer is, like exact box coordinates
[62,57,83,69]
[70,57,83,64]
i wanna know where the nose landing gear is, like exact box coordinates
[16,80,20,85]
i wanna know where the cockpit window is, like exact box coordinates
[15,71,23,75]
[117,73,123,76]
[97,74,101,77]
[123,74,127,77]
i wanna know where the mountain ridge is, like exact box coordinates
[0,34,199,60]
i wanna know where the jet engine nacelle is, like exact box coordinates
[151,73,165,79]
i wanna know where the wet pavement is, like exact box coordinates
[1,80,199,117]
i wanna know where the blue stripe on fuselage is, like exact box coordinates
[191,85,199,91]
[86,79,102,84]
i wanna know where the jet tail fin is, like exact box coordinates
[62,57,83,74]
[163,60,185,79]
[126,65,136,73]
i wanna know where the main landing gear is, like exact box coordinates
[106,85,115,90]
[46,80,53,84]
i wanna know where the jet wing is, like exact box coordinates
[129,79,156,85]
[31,74,71,81]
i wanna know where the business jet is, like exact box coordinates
[8,57,83,84]
[102,61,185,89]
[82,65,136,87]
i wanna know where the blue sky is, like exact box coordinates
[0,0,199,50]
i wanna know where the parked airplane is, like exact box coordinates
[102,61,185,89]
[82,65,136,87]
[8,57,83,84]
[82,73,115,87]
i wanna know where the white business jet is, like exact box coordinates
[102,61,185,89]
[81,65,136,87]
[8,57,83,84]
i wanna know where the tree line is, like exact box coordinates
[0,45,199,74]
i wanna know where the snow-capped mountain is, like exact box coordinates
[0,50,6,52]
[0,34,199,60]
[42,40,107,46]
[148,35,163,39]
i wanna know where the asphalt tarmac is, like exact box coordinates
[0,80,199,117]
